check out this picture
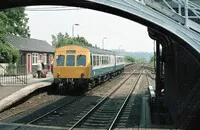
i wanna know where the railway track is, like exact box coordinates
[67,66,144,130]
[11,63,139,129]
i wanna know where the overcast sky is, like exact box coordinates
[25,6,154,52]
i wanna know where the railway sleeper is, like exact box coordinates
[118,116,129,120]
[84,119,112,124]
[46,117,55,120]
[42,119,52,122]
[87,116,115,120]
[89,115,114,118]
[92,112,116,116]
[96,109,119,112]
[80,122,110,127]
[115,122,127,126]
[37,123,50,125]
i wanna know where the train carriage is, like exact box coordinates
[52,44,125,94]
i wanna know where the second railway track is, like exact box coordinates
[67,66,144,130]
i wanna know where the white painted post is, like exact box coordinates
[178,2,181,15]
[185,0,188,27]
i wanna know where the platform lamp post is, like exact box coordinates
[102,37,107,49]
[72,24,79,38]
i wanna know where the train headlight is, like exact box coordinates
[81,73,84,78]
[57,72,60,78]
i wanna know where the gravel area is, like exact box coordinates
[124,63,137,73]
[146,70,155,89]
[145,64,155,89]
[88,73,127,97]
[0,87,65,121]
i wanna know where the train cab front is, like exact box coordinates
[52,45,91,94]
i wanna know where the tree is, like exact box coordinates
[0,7,30,63]
[51,32,93,48]
[51,35,57,48]
[150,55,155,63]
[125,56,136,63]
[3,8,30,37]
[51,32,69,48]
[0,43,20,63]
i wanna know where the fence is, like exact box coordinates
[0,63,27,85]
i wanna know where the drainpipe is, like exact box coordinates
[156,41,160,101]
[155,40,161,124]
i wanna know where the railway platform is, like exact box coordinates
[0,72,53,113]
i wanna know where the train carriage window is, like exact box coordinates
[106,56,108,64]
[102,56,108,65]
[117,57,119,64]
[93,55,96,66]
[102,56,104,65]
[99,56,102,65]
[77,55,86,66]
[121,57,123,63]
[97,56,99,66]
[56,55,65,66]
[102,56,105,65]
[66,55,75,66]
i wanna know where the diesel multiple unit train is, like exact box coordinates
[52,45,125,94]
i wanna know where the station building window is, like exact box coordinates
[32,53,38,65]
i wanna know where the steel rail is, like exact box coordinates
[68,65,143,130]
[14,96,83,130]
[108,69,143,130]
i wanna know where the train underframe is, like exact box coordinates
[51,68,124,95]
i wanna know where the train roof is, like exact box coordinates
[85,45,116,55]
[62,44,116,55]
[86,46,124,57]
[57,44,125,57]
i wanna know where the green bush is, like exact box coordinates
[125,56,136,63]
[0,43,20,63]
[4,63,17,76]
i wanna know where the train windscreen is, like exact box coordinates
[56,55,65,66]
[77,55,86,66]
[66,55,75,66]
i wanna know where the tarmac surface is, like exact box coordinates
[0,72,53,114]
[0,72,53,101]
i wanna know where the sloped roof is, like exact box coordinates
[7,35,55,53]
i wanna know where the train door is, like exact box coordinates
[90,54,93,77]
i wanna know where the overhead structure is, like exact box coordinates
[1,0,200,129]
